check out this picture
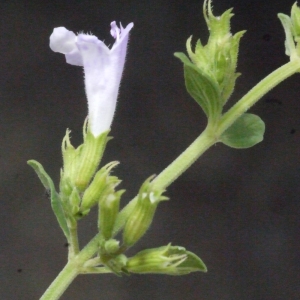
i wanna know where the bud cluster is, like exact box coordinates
[278,2,300,61]
[187,0,245,104]
[28,98,208,277]
[175,0,245,123]
[58,124,121,221]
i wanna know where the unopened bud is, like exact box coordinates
[80,161,119,212]
[99,189,125,240]
[103,239,120,254]
[126,244,207,275]
[123,176,168,247]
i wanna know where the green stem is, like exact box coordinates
[216,60,300,136]
[152,127,216,190]
[40,234,101,299]
[81,267,112,274]
[68,222,80,259]
[77,232,101,262]
[40,260,79,300]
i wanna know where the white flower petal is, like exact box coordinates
[49,27,77,54]
[49,22,134,137]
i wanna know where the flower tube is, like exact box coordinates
[50,21,134,137]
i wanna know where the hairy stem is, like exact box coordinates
[217,60,300,135]
[40,260,79,300]
[68,221,80,259]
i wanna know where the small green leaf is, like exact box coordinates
[220,113,265,149]
[174,52,221,120]
[28,160,70,239]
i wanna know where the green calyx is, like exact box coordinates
[122,176,168,247]
[126,244,207,275]
[80,161,120,214]
[61,123,111,194]
[98,189,125,241]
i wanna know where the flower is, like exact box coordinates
[49,21,134,137]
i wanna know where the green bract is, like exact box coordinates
[27,160,70,239]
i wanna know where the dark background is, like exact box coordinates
[1,0,300,299]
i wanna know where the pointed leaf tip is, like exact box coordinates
[28,160,70,239]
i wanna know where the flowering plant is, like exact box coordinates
[28,1,300,299]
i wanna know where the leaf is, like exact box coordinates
[174,52,221,120]
[220,113,265,149]
[27,160,70,239]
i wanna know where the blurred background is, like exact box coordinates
[1,0,300,299]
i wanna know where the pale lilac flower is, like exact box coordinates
[49,21,134,137]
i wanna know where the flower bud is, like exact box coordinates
[99,189,125,240]
[126,244,207,275]
[80,161,119,212]
[122,176,168,247]
[103,239,120,254]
